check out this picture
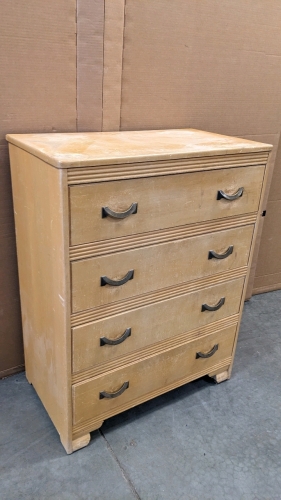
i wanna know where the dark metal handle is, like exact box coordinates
[196,344,218,359]
[201,297,225,312]
[102,203,138,219]
[100,328,131,346]
[208,245,234,260]
[101,270,134,287]
[217,187,244,201]
[99,381,129,399]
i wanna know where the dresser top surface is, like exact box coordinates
[6,129,272,169]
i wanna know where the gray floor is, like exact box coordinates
[1,290,281,500]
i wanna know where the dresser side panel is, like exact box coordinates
[9,145,72,447]
[228,153,271,375]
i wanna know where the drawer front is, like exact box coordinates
[69,166,264,246]
[72,325,236,425]
[71,225,253,312]
[72,277,244,373]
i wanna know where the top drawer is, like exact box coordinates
[69,165,265,246]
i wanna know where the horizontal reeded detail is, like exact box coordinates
[69,214,257,261]
[72,315,238,383]
[71,267,247,327]
[67,154,268,184]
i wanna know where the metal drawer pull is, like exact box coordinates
[208,245,234,260]
[201,297,225,312]
[196,344,218,359]
[99,381,129,399]
[100,328,131,346]
[217,187,244,201]
[102,203,138,219]
[101,270,134,287]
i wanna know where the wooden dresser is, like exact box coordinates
[7,129,272,453]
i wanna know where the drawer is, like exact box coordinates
[69,165,264,246]
[72,277,244,373]
[71,225,253,312]
[72,324,236,425]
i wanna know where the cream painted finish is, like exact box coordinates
[7,129,272,453]
[72,277,244,373]
[70,166,264,246]
[72,325,236,425]
[71,225,253,312]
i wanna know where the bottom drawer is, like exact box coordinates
[72,324,236,426]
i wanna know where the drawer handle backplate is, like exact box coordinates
[101,270,134,287]
[99,381,129,399]
[202,297,225,312]
[208,245,234,260]
[217,187,244,201]
[100,328,131,346]
[196,344,219,359]
[102,203,138,219]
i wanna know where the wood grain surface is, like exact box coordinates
[72,325,236,425]
[71,225,254,312]
[9,145,73,452]
[6,129,272,168]
[69,165,264,245]
[6,129,271,453]
[72,277,244,373]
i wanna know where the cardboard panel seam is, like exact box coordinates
[77,0,105,131]
[102,0,125,131]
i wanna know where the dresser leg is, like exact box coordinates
[208,369,230,383]
[64,421,104,453]
[62,433,91,454]
[71,433,91,453]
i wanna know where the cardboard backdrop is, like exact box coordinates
[0,0,77,377]
[1,0,281,376]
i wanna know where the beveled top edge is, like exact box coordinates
[6,129,272,169]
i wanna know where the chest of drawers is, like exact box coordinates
[7,129,272,453]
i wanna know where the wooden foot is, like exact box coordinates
[71,433,91,453]
[64,421,104,454]
[62,433,91,454]
[209,369,230,384]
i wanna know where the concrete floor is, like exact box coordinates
[1,290,281,500]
